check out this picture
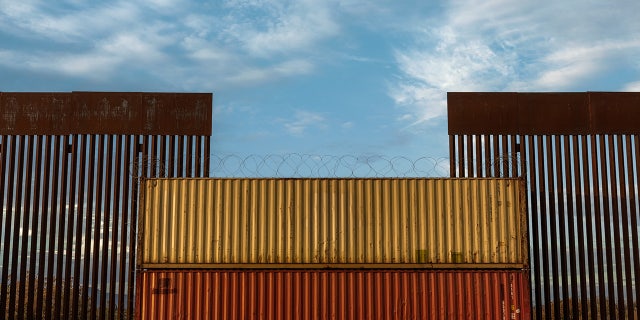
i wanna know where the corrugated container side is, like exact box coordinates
[139,178,527,267]
[135,269,531,320]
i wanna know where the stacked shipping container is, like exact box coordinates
[136,178,530,319]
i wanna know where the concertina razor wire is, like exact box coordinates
[129,153,523,178]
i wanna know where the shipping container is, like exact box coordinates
[136,269,531,320]
[138,178,527,268]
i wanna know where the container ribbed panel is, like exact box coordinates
[139,178,527,267]
[136,269,531,320]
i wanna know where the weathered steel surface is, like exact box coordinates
[0,92,212,320]
[138,178,528,268]
[448,92,640,135]
[136,269,531,320]
[0,92,212,135]
[448,92,640,319]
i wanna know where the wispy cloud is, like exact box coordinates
[0,0,340,89]
[228,59,314,85]
[220,0,339,58]
[282,110,326,135]
[391,0,640,126]
[623,81,640,91]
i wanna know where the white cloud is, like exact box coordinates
[282,110,326,135]
[390,27,516,124]
[220,0,339,57]
[623,81,640,92]
[0,2,143,42]
[391,0,640,126]
[6,29,172,79]
[227,59,314,84]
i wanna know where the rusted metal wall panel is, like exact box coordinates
[136,269,531,320]
[448,92,640,319]
[0,92,212,320]
[0,92,212,135]
[448,92,640,135]
[138,178,527,268]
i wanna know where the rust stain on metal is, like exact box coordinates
[448,91,640,319]
[136,269,531,320]
[0,92,212,135]
[0,92,211,319]
[448,92,640,135]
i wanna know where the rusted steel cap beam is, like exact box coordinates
[448,92,640,135]
[0,92,212,135]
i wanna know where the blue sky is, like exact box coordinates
[2,0,640,160]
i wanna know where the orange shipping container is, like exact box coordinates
[136,269,531,320]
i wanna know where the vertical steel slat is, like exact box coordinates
[160,136,167,178]
[591,135,607,317]
[484,135,492,177]
[26,136,43,319]
[118,136,132,319]
[44,136,61,320]
[475,134,483,177]
[0,136,16,316]
[91,135,104,320]
[0,136,6,320]
[629,135,640,316]
[563,135,579,317]
[608,135,625,319]
[186,136,193,177]
[554,136,569,317]
[527,135,542,320]
[99,135,113,320]
[168,136,175,178]
[195,136,202,177]
[177,136,185,177]
[150,135,158,178]
[466,135,474,177]
[598,135,616,320]
[536,136,551,318]
[545,136,560,318]
[501,135,509,177]
[8,136,25,319]
[81,135,96,318]
[520,136,527,178]
[456,135,464,178]
[71,135,87,319]
[619,135,634,318]
[109,135,122,320]
[62,135,78,319]
[571,135,588,318]
[127,135,143,317]
[17,136,34,319]
[53,135,69,319]
[448,136,456,178]
[609,135,627,318]
[35,136,52,319]
[582,135,602,317]
[142,136,149,178]
[492,135,500,178]
[510,135,518,177]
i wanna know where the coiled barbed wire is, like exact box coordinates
[208,154,451,178]
[452,153,524,178]
[129,155,168,179]
[127,153,523,178]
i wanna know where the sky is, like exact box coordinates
[2,0,640,162]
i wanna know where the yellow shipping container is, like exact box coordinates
[138,178,527,268]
